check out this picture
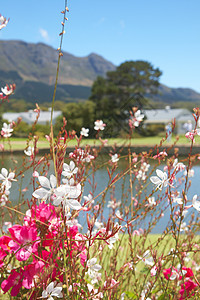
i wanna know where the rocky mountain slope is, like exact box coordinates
[0,40,200,105]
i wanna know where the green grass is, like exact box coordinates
[0,135,197,151]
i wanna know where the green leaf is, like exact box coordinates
[125,291,137,299]
[157,293,170,300]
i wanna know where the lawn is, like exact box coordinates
[0,135,197,151]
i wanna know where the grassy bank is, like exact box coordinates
[0,135,196,151]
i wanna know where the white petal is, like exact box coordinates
[41,290,48,298]
[1,168,8,178]
[8,172,15,180]
[67,200,82,210]
[69,161,75,170]
[0,174,5,180]
[46,282,54,294]
[32,187,49,199]
[53,197,62,206]
[150,176,161,185]
[39,176,50,189]
[63,163,70,171]
[50,174,57,188]
[67,184,81,199]
[192,195,198,204]
[156,169,164,179]
[72,167,78,174]
[93,264,102,272]
[193,202,200,211]
[51,287,63,297]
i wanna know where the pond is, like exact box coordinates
[0,153,199,234]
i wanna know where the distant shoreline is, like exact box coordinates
[1,144,200,156]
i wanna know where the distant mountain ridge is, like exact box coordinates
[155,84,200,103]
[0,40,200,104]
[0,40,115,86]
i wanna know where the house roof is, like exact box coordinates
[143,108,193,124]
[3,109,62,124]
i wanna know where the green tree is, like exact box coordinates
[54,101,96,136]
[90,60,162,136]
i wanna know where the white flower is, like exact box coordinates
[136,162,150,181]
[1,85,13,96]
[86,258,102,284]
[24,146,34,156]
[107,200,121,209]
[182,209,188,218]
[3,221,12,232]
[87,258,102,274]
[0,192,9,206]
[133,110,144,127]
[173,158,185,171]
[65,219,82,228]
[115,210,122,219]
[62,161,78,178]
[184,169,194,177]
[94,220,104,229]
[87,284,103,299]
[111,154,119,163]
[42,281,63,299]
[107,231,119,249]
[94,120,106,131]
[83,193,94,204]
[80,127,89,137]
[137,250,154,266]
[0,15,9,30]
[120,293,125,300]
[32,174,57,201]
[147,197,156,207]
[192,194,200,211]
[0,167,15,190]
[150,169,168,190]
[1,122,13,138]
[53,180,82,211]
[180,222,188,232]
[172,192,183,205]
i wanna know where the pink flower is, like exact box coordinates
[45,134,50,142]
[32,170,39,177]
[1,269,23,296]
[185,130,196,142]
[0,235,12,267]
[181,267,194,279]
[104,278,119,289]
[153,151,168,160]
[179,278,198,299]
[163,267,179,280]
[8,225,39,261]
[24,203,57,227]
[22,261,45,289]
[133,230,140,236]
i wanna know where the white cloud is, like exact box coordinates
[39,28,49,42]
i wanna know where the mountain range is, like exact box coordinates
[0,40,200,105]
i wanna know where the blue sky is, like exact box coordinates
[0,0,200,92]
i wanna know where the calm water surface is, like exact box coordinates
[1,154,200,234]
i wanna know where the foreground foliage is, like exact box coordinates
[1,3,200,300]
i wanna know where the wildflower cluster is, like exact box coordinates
[1,7,200,300]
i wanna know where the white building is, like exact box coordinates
[3,108,62,125]
[143,107,194,134]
